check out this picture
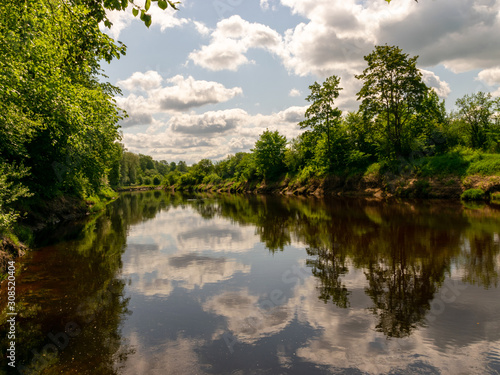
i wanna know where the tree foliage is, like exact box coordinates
[300,76,344,170]
[0,0,180,230]
[455,92,500,151]
[356,45,429,158]
[252,130,288,180]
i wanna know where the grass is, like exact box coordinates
[461,188,486,201]
[413,149,500,178]
[85,187,119,213]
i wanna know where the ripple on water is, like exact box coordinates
[486,346,500,374]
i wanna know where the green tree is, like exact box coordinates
[177,161,188,173]
[455,92,500,150]
[252,130,287,180]
[356,45,429,158]
[299,76,345,171]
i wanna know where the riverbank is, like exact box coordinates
[173,168,500,201]
[115,185,163,192]
[0,188,119,276]
[171,152,500,201]
[172,172,500,200]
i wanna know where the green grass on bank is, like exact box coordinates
[413,148,500,178]
[85,187,118,213]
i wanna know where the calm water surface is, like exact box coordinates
[1,191,500,374]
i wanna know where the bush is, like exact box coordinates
[143,176,152,185]
[491,192,500,203]
[164,171,180,186]
[153,175,161,185]
[466,153,500,175]
[202,173,222,185]
[461,188,485,201]
[364,162,381,178]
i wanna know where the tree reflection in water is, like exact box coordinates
[187,194,500,339]
[2,192,499,373]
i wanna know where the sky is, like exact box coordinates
[101,0,500,164]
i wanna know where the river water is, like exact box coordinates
[1,191,500,374]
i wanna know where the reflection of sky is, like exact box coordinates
[118,201,500,374]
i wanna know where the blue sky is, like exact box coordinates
[101,0,500,164]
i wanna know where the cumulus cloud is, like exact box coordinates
[117,71,163,92]
[156,75,243,112]
[421,70,451,99]
[188,15,283,71]
[116,72,243,123]
[114,93,155,128]
[169,109,246,135]
[193,21,211,36]
[477,67,500,86]
[120,105,307,163]
[289,88,301,97]
[188,0,500,82]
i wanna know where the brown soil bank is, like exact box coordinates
[115,186,163,192]
[0,236,27,277]
[177,173,500,200]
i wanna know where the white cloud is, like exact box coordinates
[120,105,307,163]
[188,15,283,71]
[114,93,156,128]
[117,70,163,92]
[116,72,242,122]
[421,70,451,99]
[188,0,500,81]
[260,0,278,11]
[289,88,301,97]
[193,21,211,36]
[169,108,247,135]
[477,67,500,86]
[155,75,243,112]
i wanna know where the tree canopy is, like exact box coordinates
[299,76,344,171]
[356,45,429,158]
[0,0,180,232]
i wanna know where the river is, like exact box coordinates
[1,191,500,374]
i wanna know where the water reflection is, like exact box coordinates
[1,192,499,374]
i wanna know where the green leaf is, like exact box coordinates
[168,1,180,9]
[132,7,139,17]
[158,0,168,10]
[145,0,151,11]
[144,14,152,27]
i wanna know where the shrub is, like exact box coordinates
[491,192,500,202]
[461,188,485,201]
[164,171,180,186]
[364,162,381,178]
[143,176,152,185]
[153,175,161,185]
[202,173,222,185]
